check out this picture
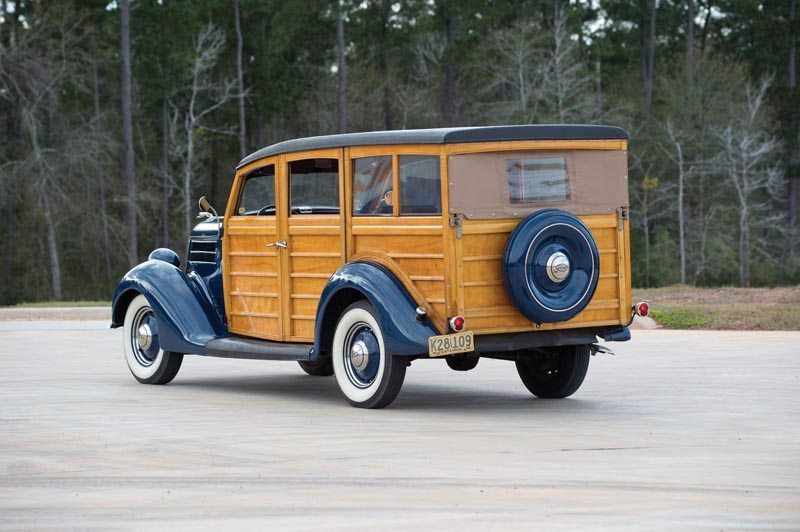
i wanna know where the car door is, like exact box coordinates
[279,149,346,342]
[223,158,286,341]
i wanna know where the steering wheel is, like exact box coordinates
[257,204,276,216]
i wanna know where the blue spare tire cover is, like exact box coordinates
[503,209,599,324]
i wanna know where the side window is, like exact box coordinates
[505,157,569,204]
[238,165,276,215]
[289,158,340,214]
[399,155,441,215]
[353,156,393,216]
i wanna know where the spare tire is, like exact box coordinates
[503,209,599,324]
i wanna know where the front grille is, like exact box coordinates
[188,239,217,263]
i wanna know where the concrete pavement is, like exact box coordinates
[0,321,798,530]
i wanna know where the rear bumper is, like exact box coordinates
[474,325,629,355]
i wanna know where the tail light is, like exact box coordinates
[449,315,466,332]
[634,301,650,317]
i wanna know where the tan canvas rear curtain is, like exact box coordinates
[448,150,629,219]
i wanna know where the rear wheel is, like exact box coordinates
[123,294,183,385]
[298,358,334,376]
[331,301,406,409]
[515,344,590,398]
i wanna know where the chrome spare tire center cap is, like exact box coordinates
[350,340,370,371]
[136,323,153,351]
[546,252,571,283]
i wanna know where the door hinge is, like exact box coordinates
[616,206,629,231]
[449,213,464,240]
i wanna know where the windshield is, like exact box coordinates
[238,166,276,215]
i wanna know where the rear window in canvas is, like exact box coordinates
[505,157,569,203]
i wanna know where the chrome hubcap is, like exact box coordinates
[136,323,153,350]
[546,252,571,283]
[350,340,370,371]
[343,322,380,389]
[130,308,160,367]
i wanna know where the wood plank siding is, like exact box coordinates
[451,214,631,334]
[222,136,631,345]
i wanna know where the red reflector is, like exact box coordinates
[634,302,650,317]
[449,316,465,331]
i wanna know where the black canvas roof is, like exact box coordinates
[237,124,628,169]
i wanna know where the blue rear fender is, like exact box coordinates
[313,262,439,358]
[111,255,226,355]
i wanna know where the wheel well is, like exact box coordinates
[111,289,140,327]
[317,288,367,358]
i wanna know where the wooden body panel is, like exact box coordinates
[349,219,448,332]
[280,149,346,342]
[285,214,344,341]
[452,214,630,334]
[225,215,282,340]
[221,138,632,344]
[344,145,449,333]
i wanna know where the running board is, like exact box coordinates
[204,336,312,361]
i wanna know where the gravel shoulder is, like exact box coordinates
[0,306,111,321]
[634,285,800,330]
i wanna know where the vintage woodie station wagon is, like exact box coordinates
[111,125,649,408]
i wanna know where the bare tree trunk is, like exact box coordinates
[211,139,219,204]
[233,0,247,158]
[337,6,347,134]
[91,36,112,281]
[161,96,170,248]
[253,101,262,148]
[791,0,797,89]
[700,1,712,57]
[686,0,694,86]
[0,0,6,45]
[184,122,194,238]
[643,0,657,127]
[539,0,551,29]
[380,54,392,130]
[739,206,750,287]
[379,0,393,130]
[664,124,688,284]
[120,0,138,266]
[42,193,62,300]
[595,58,603,115]
[553,8,566,123]
[678,161,686,284]
[177,24,234,241]
[788,0,798,236]
[639,0,647,109]
[443,12,456,125]
[4,99,14,287]
[4,177,12,288]
[643,211,651,287]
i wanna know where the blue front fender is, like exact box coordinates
[111,259,226,354]
[313,261,439,357]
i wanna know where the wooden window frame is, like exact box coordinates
[348,145,442,219]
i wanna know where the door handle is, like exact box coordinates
[266,240,288,249]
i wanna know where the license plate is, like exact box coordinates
[428,331,475,357]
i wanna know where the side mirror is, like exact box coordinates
[199,196,212,213]
[196,196,221,239]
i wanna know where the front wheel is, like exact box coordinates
[515,344,590,398]
[331,301,406,409]
[123,294,183,385]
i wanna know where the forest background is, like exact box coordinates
[0,0,797,304]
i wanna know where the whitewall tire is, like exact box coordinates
[123,294,183,385]
[331,301,406,409]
